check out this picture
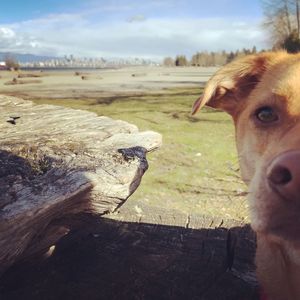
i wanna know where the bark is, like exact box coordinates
[296,0,300,38]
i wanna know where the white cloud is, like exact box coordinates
[0,26,43,53]
[127,15,147,23]
[0,13,268,59]
[0,27,15,38]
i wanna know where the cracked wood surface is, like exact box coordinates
[1,209,258,300]
[0,95,162,274]
[108,205,258,298]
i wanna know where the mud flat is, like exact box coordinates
[0,66,218,100]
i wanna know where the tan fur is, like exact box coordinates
[193,51,300,300]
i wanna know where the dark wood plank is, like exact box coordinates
[0,212,258,300]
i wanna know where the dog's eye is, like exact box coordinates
[255,106,279,123]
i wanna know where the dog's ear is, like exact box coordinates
[191,53,278,115]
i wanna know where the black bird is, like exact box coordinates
[6,116,20,125]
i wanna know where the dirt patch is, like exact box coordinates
[131,73,147,77]
[4,78,42,85]
[17,73,42,78]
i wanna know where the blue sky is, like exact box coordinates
[0,0,263,21]
[0,0,267,59]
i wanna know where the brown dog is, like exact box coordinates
[192,52,300,300]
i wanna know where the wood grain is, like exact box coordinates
[0,95,162,274]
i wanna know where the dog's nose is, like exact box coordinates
[267,151,300,200]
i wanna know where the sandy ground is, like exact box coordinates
[0,66,218,99]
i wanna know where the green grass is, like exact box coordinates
[32,87,249,221]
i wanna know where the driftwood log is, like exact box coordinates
[0,95,162,274]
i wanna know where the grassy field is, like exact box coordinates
[31,86,249,221]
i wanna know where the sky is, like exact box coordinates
[0,0,267,60]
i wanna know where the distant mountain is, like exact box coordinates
[0,52,59,63]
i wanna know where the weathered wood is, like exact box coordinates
[0,211,258,300]
[0,95,162,274]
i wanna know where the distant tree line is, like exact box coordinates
[163,46,261,67]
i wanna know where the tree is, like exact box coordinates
[226,51,235,63]
[214,51,227,66]
[296,0,300,37]
[175,55,188,66]
[252,46,257,54]
[4,55,20,70]
[283,29,300,52]
[163,57,174,66]
[191,52,201,66]
[262,0,300,51]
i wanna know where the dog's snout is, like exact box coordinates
[267,151,300,200]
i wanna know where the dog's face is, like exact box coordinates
[193,52,300,247]
[193,53,300,298]
[237,60,300,248]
